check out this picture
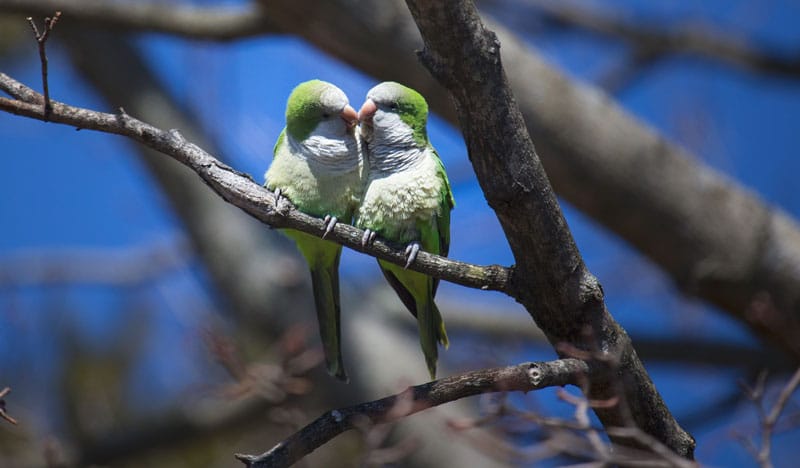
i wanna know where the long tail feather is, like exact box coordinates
[379,260,448,379]
[418,299,438,380]
[309,252,348,382]
[418,298,448,379]
[432,301,449,348]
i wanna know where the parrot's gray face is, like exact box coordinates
[358,97,413,147]
[315,112,357,139]
[319,89,358,137]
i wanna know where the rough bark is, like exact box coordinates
[404,0,695,457]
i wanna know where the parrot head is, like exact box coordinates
[358,81,429,148]
[285,79,358,142]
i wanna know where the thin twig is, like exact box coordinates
[26,11,61,120]
[0,387,17,425]
[757,367,800,468]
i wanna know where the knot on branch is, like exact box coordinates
[482,29,502,61]
[115,107,132,126]
[527,362,543,386]
[579,270,604,307]
[167,128,186,146]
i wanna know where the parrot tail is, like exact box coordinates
[309,253,348,382]
[418,298,449,380]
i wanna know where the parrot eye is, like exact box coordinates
[322,112,331,118]
[389,103,399,111]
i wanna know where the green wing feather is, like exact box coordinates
[431,146,454,295]
[272,129,286,159]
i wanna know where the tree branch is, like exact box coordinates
[404,0,694,458]
[10,0,800,80]
[0,0,276,40]
[523,0,800,78]
[235,360,589,468]
[0,73,511,294]
[0,238,192,287]
[0,387,17,425]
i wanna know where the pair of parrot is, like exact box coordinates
[264,80,454,382]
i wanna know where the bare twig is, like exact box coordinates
[0,387,17,425]
[26,10,61,119]
[0,73,511,294]
[448,387,697,467]
[77,327,320,466]
[234,360,589,468]
[752,368,800,468]
[354,388,420,468]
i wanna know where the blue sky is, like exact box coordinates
[1,1,800,465]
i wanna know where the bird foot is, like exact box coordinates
[273,188,291,215]
[322,215,338,239]
[404,242,421,269]
[361,229,377,248]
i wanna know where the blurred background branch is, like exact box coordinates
[508,0,800,80]
[1,0,799,467]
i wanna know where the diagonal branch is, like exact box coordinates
[235,360,590,468]
[524,0,800,78]
[757,368,800,468]
[404,0,694,458]
[0,73,511,294]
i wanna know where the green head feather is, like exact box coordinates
[368,82,429,146]
[285,79,348,141]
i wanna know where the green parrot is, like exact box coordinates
[355,81,454,379]
[265,80,362,382]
